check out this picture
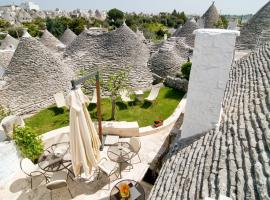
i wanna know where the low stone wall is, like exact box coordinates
[164,76,189,92]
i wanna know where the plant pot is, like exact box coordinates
[153,121,163,128]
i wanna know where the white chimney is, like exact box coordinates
[181,29,240,138]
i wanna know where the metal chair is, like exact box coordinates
[20,158,49,189]
[46,171,73,200]
[129,137,141,164]
[96,157,120,189]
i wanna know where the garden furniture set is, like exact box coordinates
[20,137,143,199]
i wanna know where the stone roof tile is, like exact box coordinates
[0,37,74,114]
[149,42,270,200]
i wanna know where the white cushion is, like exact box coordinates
[98,159,116,176]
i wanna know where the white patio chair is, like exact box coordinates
[144,86,161,103]
[90,89,97,104]
[46,171,73,200]
[120,89,134,103]
[129,137,141,164]
[96,157,120,189]
[20,158,49,189]
[53,92,66,108]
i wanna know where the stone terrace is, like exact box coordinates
[148,42,270,199]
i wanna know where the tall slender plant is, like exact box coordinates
[105,70,130,120]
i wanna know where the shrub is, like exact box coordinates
[0,104,9,123]
[13,126,44,162]
[181,61,192,80]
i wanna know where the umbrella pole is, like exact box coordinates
[96,72,104,150]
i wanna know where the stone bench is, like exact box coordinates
[102,121,139,137]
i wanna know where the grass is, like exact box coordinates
[25,87,185,135]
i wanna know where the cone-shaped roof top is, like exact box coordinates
[202,2,219,28]
[0,37,74,114]
[64,23,152,89]
[237,1,270,50]
[60,28,77,46]
[173,18,199,47]
[40,30,65,51]
[0,34,19,50]
[149,37,192,78]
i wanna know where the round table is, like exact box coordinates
[38,142,72,173]
[107,142,132,178]
[110,179,145,200]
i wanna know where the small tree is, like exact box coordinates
[107,8,124,28]
[181,61,192,80]
[105,70,129,120]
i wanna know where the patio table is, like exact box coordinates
[110,179,145,200]
[38,142,73,175]
[107,142,132,178]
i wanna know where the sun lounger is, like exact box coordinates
[54,92,66,108]
[144,86,161,102]
[120,89,133,103]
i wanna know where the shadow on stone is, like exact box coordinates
[9,178,29,193]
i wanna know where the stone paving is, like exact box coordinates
[148,42,270,200]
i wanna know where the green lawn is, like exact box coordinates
[25,87,185,135]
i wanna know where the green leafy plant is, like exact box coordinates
[13,126,44,162]
[103,70,130,120]
[181,61,192,80]
[0,104,9,123]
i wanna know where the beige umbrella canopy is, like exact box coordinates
[66,88,101,177]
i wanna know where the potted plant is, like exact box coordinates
[153,116,163,127]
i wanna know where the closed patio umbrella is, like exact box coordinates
[66,88,101,177]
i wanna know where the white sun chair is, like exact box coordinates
[53,92,66,108]
[90,89,97,104]
[144,86,161,102]
[120,89,134,103]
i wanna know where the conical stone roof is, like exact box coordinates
[40,30,65,52]
[0,50,14,69]
[60,28,77,46]
[64,23,153,89]
[0,37,74,114]
[0,34,19,50]
[136,28,146,41]
[149,37,192,78]
[202,2,219,28]
[173,18,199,47]
[237,1,270,50]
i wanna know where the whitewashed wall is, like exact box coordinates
[181,29,240,138]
